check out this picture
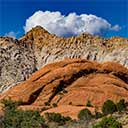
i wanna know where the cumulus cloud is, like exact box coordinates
[5,31,17,39]
[24,11,121,37]
[111,25,121,31]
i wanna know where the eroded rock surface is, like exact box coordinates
[20,26,128,69]
[0,59,128,118]
[0,26,128,93]
[0,37,37,93]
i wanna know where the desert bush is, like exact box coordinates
[45,112,71,125]
[1,98,22,109]
[78,108,92,120]
[52,103,57,107]
[1,99,48,128]
[94,111,103,119]
[102,100,117,115]
[116,99,126,112]
[93,116,122,128]
[45,113,61,123]
[44,102,50,106]
[86,100,93,107]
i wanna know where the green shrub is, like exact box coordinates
[45,112,71,125]
[78,108,92,120]
[41,107,48,111]
[116,99,126,112]
[102,100,117,115]
[94,111,103,119]
[44,102,50,106]
[3,109,46,128]
[52,103,57,107]
[93,116,122,128]
[86,100,93,107]
[1,98,22,110]
[45,113,61,123]
[1,99,48,128]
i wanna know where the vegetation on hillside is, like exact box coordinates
[0,99,127,128]
[93,116,122,128]
[0,99,48,128]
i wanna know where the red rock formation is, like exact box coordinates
[0,59,128,119]
[1,26,128,93]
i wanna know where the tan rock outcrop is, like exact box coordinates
[20,26,128,69]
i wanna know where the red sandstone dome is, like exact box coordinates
[0,59,128,119]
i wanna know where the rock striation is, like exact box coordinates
[20,26,128,69]
[0,59,128,119]
[0,37,37,93]
[0,26,128,93]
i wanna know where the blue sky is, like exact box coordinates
[0,0,128,38]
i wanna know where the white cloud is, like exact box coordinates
[111,25,121,31]
[24,11,121,37]
[5,31,17,39]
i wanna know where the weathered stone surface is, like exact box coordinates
[0,59,128,118]
[0,37,37,93]
[20,26,128,69]
[0,26,128,93]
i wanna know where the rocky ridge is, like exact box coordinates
[20,26,128,69]
[0,26,128,93]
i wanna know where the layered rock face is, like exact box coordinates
[0,37,37,93]
[0,59,128,119]
[0,26,128,93]
[20,26,128,69]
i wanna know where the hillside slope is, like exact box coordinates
[0,26,128,93]
[0,59,128,119]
